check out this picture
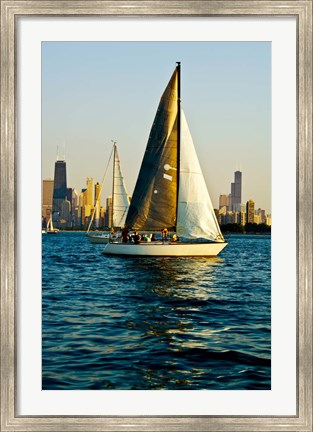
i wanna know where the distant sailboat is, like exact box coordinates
[103,63,227,257]
[87,143,130,244]
[46,215,59,234]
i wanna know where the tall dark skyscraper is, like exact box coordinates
[231,170,242,212]
[52,160,67,217]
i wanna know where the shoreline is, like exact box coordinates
[45,230,271,236]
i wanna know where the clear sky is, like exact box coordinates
[42,41,271,213]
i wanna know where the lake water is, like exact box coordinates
[42,233,271,390]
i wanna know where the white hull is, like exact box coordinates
[87,233,120,244]
[103,241,227,257]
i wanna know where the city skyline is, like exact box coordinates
[42,41,271,213]
[44,157,268,218]
[43,162,270,231]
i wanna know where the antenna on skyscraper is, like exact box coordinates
[57,145,59,161]
[63,141,66,161]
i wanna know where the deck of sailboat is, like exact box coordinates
[87,232,121,244]
[102,240,227,257]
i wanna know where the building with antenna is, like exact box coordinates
[52,158,69,227]
[219,169,242,213]
[230,170,242,212]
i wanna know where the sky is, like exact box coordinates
[42,41,271,213]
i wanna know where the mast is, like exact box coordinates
[111,140,116,231]
[176,61,181,229]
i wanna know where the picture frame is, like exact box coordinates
[0,1,312,431]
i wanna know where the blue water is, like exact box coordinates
[42,233,271,390]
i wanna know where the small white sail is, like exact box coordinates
[176,110,224,242]
[47,216,53,231]
[112,147,130,228]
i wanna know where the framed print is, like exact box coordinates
[1,1,312,431]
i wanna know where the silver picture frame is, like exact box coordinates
[1,1,312,431]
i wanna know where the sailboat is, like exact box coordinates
[103,63,227,256]
[46,215,59,234]
[87,143,130,244]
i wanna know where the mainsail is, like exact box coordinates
[112,146,130,228]
[86,143,129,234]
[125,69,178,230]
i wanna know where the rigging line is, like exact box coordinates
[86,143,115,234]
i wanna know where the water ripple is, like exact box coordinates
[42,233,271,390]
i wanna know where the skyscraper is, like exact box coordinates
[231,170,242,212]
[52,160,67,214]
[246,199,255,224]
[94,182,101,228]
[105,196,113,228]
[219,194,229,210]
[60,199,72,228]
[86,178,95,206]
[42,179,54,220]
[72,188,78,209]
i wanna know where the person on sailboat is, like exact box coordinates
[133,232,141,244]
[170,234,179,242]
[161,228,169,241]
[151,233,157,242]
[121,226,129,243]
